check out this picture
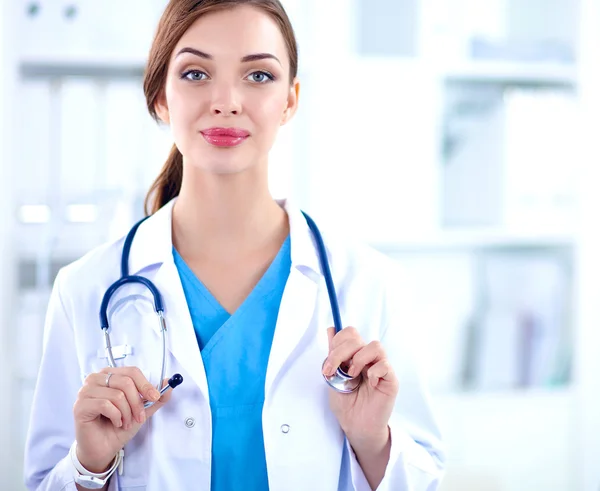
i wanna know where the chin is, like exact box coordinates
[199,158,253,175]
[186,147,259,175]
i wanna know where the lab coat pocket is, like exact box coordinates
[79,298,162,385]
[108,300,162,380]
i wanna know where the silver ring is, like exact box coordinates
[105,372,113,388]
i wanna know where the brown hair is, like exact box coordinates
[143,0,299,216]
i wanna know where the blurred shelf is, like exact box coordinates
[443,61,577,86]
[19,55,146,78]
[372,228,575,253]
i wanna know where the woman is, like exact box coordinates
[24,1,445,490]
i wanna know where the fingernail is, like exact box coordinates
[140,410,146,423]
[348,366,356,376]
[323,363,332,376]
[149,389,160,401]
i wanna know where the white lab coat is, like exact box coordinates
[24,198,445,491]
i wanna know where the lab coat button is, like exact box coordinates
[280,424,290,434]
[185,417,195,428]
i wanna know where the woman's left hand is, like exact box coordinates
[323,326,399,446]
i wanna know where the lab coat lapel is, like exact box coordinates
[125,198,208,396]
[265,267,319,396]
[264,200,328,396]
[148,255,209,398]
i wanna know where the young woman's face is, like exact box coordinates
[156,5,299,176]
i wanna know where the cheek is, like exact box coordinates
[166,88,205,140]
[250,96,286,133]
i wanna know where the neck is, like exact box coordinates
[171,167,289,262]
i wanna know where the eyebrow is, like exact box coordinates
[176,47,281,66]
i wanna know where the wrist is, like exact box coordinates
[70,442,123,490]
[346,426,392,490]
[345,425,390,454]
[75,446,116,475]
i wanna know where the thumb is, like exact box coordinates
[144,378,174,419]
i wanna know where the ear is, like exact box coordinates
[154,91,170,125]
[281,77,300,126]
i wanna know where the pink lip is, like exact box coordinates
[201,127,250,147]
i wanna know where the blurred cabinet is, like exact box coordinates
[434,0,580,231]
[431,0,579,65]
[293,0,594,490]
[299,0,582,239]
[298,0,442,242]
[355,0,420,57]
[5,5,174,490]
[17,0,167,62]
[442,85,580,230]
[0,2,18,489]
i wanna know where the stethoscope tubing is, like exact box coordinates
[100,210,362,395]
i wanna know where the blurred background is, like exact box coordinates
[1,0,600,489]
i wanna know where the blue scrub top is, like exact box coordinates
[173,236,291,491]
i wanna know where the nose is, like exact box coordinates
[210,84,242,116]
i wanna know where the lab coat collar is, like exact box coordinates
[282,198,323,276]
[127,198,176,276]
[125,196,325,395]
[127,197,323,278]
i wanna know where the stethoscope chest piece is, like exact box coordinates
[322,360,362,393]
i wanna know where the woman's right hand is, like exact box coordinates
[73,366,172,473]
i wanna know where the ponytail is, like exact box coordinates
[144,144,183,216]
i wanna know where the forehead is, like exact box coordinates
[174,5,289,64]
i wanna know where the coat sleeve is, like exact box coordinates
[346,261,447,490]
[23,269,121,491]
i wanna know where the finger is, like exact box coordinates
[74,397,123,428]
[93,373,146,425]
[366,359,395,388]
[323,337,365,377]
[100,367,160,402]
[83,386,135,429]
[347,341,386,377]
[327,326,335,353]
[144,378,174,419]
[329,326,360,350]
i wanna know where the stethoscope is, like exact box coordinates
[99,211,362,407]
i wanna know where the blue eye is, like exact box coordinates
[182,70,207,81]
[248,71,275,83]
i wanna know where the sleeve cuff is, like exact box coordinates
[345,436,373,491]
[30,451,121,491]
[347,414,442,491]
[30,455,77,491]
